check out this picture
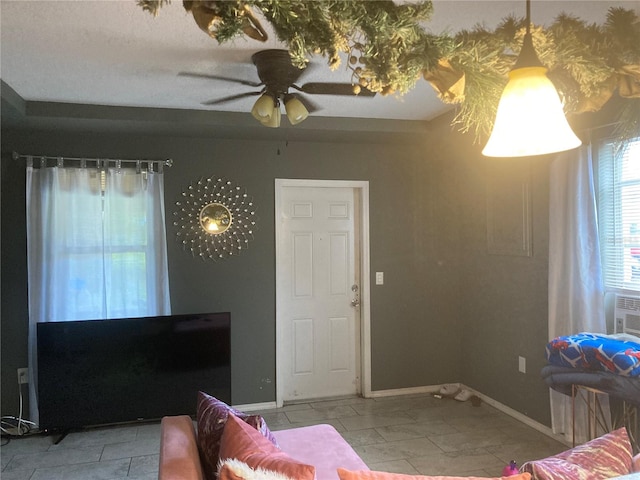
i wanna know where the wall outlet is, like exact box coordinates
[375,272,384,285]
[518,356,526,374]
[17,367,29,384]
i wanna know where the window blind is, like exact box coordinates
[597,137,640,291]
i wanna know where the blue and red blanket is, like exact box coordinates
[546,333,640,377]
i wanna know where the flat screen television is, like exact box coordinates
[37,312,231,432]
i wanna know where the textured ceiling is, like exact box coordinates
[1,1,637,123]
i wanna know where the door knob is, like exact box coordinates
[350,284,360,307]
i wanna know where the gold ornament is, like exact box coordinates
[423,59,466,103]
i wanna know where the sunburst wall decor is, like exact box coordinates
[174,176,257,261]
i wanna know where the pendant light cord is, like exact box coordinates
[513,0,542,70]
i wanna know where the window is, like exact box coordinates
[596,137,640,292]
[26,165,171,322]
[61,174,153,319]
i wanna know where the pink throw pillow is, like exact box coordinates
[196,392,278,480]
[520,427,632,480]
[337,469,531,480]
[219,413,315,480]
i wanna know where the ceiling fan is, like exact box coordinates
[179,49,376,127]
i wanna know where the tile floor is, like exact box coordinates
[0,393,569,480]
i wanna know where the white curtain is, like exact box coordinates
[548,145,608,444]
[26,165,171,425]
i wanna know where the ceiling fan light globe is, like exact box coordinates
[251,94,275,121]
[284,96,309,125]
[482,66,581,157]
[261,105,281,128]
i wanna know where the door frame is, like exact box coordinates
[274,178,371,407]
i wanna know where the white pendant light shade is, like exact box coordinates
[482,66,582,157]
[284,95,309,125]
[251,94,275,122]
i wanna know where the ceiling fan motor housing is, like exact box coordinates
[251,49,304,98]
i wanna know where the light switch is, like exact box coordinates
[375,272,384,285]
[518,356,526,374]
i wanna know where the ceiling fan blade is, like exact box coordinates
[202,91,262,106]
[297,82,376,97]
[179,71,262,88]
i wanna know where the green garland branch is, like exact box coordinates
[139,0,640,141]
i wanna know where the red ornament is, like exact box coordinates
[502,461,519,476]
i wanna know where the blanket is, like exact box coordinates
[546,333,640,377]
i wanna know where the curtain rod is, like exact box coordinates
[12,151,173,168]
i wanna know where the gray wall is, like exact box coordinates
[1,99,558,429]
[1,121,471,418]
[428,124,554,424]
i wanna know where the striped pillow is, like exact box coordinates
[520,427,632,480]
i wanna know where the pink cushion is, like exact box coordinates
[219,413,315,480]
[196,392,277,480]
[520,427,633,480]
[274,424,369,480]
[337,469,531,480]
[159,415,204,480]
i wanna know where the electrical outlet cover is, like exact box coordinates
[518,356,526,374]
[17,368,29,384]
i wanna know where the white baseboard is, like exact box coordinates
[232,401,278,412]
[459,385,570,447]
[367,383,458,398]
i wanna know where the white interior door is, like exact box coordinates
[276,181,368,403]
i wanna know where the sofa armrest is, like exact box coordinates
[159,415,204,480]
[633,453,640,472]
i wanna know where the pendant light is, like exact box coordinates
[482,0,581,157]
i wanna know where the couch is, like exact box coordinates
[158,393,640,480]
[159,414,534,480]
[158,414,368,480]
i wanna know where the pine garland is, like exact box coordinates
[139,1,640,141]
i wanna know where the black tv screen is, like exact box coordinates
[37,312,231,431]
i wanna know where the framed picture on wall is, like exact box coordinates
[486,159,532,257]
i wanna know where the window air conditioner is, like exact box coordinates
[614,294,640,336]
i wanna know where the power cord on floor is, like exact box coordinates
[0,373,39,443]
